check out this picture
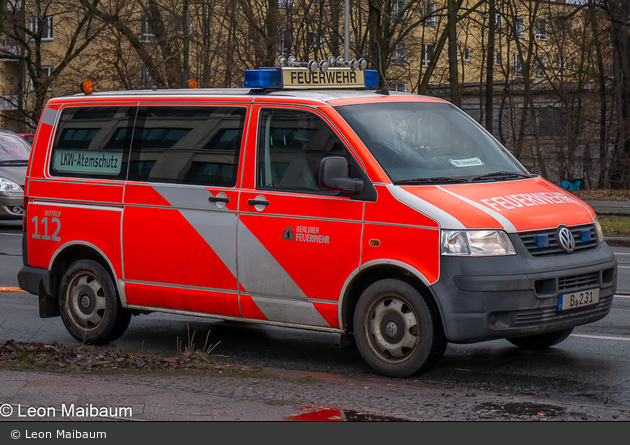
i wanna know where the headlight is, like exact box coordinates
[0,177,22,192]
[594,217,604,243]
[441,230,516,256]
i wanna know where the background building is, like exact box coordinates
[0,0,627,188]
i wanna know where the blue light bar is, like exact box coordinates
[244,68,283,89]
[365,70,378,88]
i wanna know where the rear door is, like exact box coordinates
[122,104,248,317]
[237,105,370,329]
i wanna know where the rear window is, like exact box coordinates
[49,107,136,180]
[0,131,31,162]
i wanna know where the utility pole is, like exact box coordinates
[344,0,349,59]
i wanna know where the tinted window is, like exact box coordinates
[257,109,354,192]
[49,107,135,180]
[128,106,246,187]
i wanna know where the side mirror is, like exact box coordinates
[318,156,363,193]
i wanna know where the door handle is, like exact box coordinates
[208,196,230,204]
[247,199,270,207]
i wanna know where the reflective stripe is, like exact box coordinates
[388,184,465,229]
[250,295,329,327]
[437,186,517,233]
[41,107,59,127]
[237,222,308,299]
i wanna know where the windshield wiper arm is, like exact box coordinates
[0,160,29,166]
[471,171,531,182]
[394,176,469,185]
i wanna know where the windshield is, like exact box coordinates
[336,101,530,184]
[0,132,31,162]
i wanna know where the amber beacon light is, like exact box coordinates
[187,79,198,89]
[80,79,93,95]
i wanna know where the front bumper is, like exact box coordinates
[430,235,617,343]
[0,191,23,220]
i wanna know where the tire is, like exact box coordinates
[353,279,447,378]
[58,259,131,344]
[507,328,574,350]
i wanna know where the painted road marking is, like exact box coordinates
[0,233,22,237]
[572,334,630,342]
[614,295,630,298]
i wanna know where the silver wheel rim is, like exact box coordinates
[65,272,107,331]
[366,295,419,363]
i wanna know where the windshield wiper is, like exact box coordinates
[394,176,469,185]
[471,171,532,182]
[0,160,28,166]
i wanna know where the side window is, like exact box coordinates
[128,106,246,187]
[257,108,355,193]
[49,107,135,180]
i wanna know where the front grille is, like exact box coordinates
[519,225,598,256]
[512,294,613,328]
[558,272,599,292]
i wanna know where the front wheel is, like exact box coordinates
[507,328,574,350]
[58,259,131,344]
[353,279,446,378]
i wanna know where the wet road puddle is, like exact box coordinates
[288,406,411,421]
[477,402,567,418]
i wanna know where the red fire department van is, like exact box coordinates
[18,61,617,377]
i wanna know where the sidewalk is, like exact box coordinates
[1,367,629,421]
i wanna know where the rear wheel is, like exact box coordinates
[507,328,574,350]
[58,259,131,344]
[353,279,446,377]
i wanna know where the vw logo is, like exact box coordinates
[386,321,398,336]
[557,226,575,253]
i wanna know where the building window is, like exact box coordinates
[140,14,155,43]
[391,82,407,93]
[278,28,293,56]
[307,31,321,50]
[278,0,294,9]
[422,43,434,67]
[495,13,503,29]
[495,51,501,66]
[535,56,547,77]
[393,0,407,20]
[424,3,435,27]
[0,95,17,111]
[392,41,407,66]
[516,17,525,39]
[464,47,471,62]
[557,57,566,71]
[512,54,522,75]
[29,66,54,91]
[535,19,547,41]
[140,65,155,89]
[29,16,54,41]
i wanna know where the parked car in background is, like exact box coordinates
[17,133,35,145]
[0,129,31,220]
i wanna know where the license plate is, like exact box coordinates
[558,288,600,311]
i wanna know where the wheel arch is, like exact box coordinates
[48,241,124,305]
[339,260,445,335]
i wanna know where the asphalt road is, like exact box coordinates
[1,220,629,408]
